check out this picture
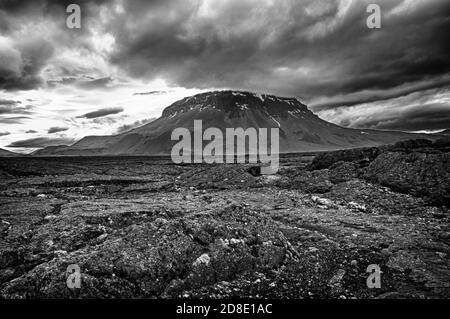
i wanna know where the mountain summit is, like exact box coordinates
[161,91,310,119]
[34,90,433,156]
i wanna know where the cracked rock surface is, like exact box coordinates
[0,140,449,298]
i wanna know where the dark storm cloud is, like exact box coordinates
[47,76,114,89]
[76,107,123,119]
[91,117,120,125]
[352,103,450,132]
[133,90,172,96]
[7,137,74,148]
[0,0,109,22]
[48,75,115,89]
[310,77,450,111]
[0,131,10,136]
[0,37,55,91]
[0,99,19,106]
[25,130,38,133]
[1,0,449,132]
[0,101,34,115]
[0,0,108,91]
[106,0,450,98]
[46,77,78,87]
[1,0,449,98]
[319,85,450,132]
[0,116,31,124]
[116,118,156,133]
[76,76,114,90]
[98,0,450,131]
[48,126,69,134]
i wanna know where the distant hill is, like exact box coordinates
[34,90,437,156]
[0,148,21,157]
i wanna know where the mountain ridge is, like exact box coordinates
[33,90,438,156]
[0,148,22,157]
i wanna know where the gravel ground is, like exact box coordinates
[0,146,449,299]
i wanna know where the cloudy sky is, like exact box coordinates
[1,0,449,153]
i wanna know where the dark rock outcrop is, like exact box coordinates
[0,204,287,298]
[308,139,450,205]
[364,151,449,206]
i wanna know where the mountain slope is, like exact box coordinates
[34,91,436,156]
[0,148,21,157]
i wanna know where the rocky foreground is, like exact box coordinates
[0,139,449,298]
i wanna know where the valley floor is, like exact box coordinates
[0,148,449,298]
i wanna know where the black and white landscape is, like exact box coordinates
[0,0,449,300]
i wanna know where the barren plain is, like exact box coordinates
[0,139,449,299]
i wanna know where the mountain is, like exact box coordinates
[0,148,21,157]
[34,90,436,156]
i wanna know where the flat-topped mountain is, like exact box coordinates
[161,91,309,119]
[34,90,435,156]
